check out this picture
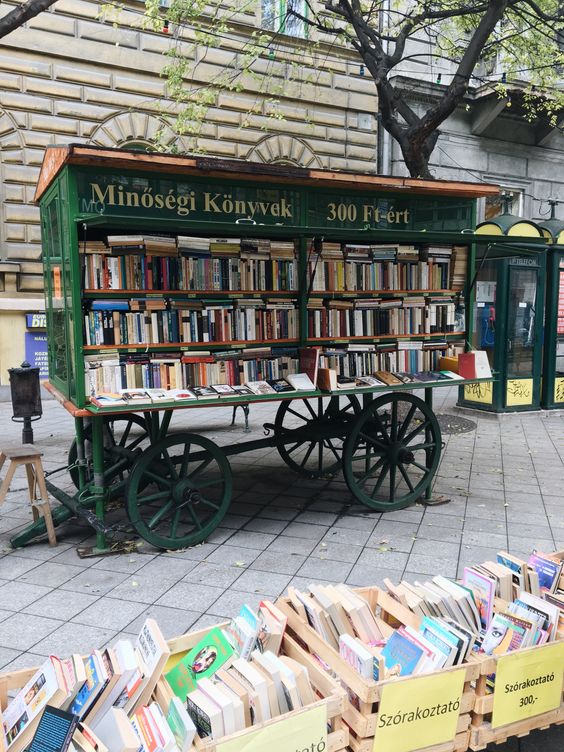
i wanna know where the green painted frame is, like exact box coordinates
[542,246,564,409]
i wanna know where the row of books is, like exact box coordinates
[5,554,561,751]
[83,254,298,292]
[289,551,562,687]
[84,343,467,398]
[307,298,460,338]
[83,301,299,347]
[3,618,173,752]
[309,243,467,292]
[89,372,320,407]
[2,597,312,751]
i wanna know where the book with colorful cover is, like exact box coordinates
[462,567,495,630]
[478,614,527,656]
[375,630,425,679]
[527,552,563,593]
[69,654,107,720]
[165,628,234,700]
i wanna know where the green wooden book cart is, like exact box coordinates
[13,145,536,555]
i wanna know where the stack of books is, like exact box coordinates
[1,598,322,751]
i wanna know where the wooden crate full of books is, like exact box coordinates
[464,549,564,750]
[275,583,479,752]
[0,599,348,752]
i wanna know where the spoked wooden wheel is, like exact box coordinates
[68,414,150,489]
[126,432,232,550]
[343,393,441,511]
[274,396,361,479]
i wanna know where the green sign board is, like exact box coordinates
[75,169,474,232]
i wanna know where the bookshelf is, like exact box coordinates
[29,145,505,554]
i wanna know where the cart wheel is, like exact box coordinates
[68,414,149,489]
[343,393,441,511]
[274,396,361,479]
[126,432,232,550]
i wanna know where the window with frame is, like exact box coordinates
[261,0,307,38]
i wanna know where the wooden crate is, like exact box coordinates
[469,642,564,750]
[164,626,348,752]
[276,586,479,752]
[0,624,348,752]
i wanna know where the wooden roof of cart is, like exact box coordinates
[34,144,500,204]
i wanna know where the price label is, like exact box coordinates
[492,642,564,728]
[216,704,327,752]
[373,669,466,752]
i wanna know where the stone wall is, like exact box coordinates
[0,0,377,292]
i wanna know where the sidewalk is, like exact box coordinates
[0,389,562,750]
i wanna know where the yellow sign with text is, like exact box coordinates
[216,704,327,752]
[505,378,533,406]
[373,669,466,752]
[464,381,493,404]
[554,377,564,403]
[492,642,564,728]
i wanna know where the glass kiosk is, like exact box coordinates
[459,214,547,412]
[539,218,564,409]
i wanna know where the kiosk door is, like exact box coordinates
[504,260,543,409]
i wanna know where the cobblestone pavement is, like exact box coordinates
[0,388,562,750]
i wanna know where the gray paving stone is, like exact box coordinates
[346,565,405,588]
[355,548,410,571]
[207,528,237,545]
[156,581,225,611]
[0,612,62,651]
[322,527,372,546]
[256,506,298,521]
[267,536,318,556]
[161,543,218,561]
[0,651,47,672]
[31,622,117,657]
[18,561,85,588]
[182,562,246,588]
[293,511,340,526]
[411,539,460,558]
[206,544,260,567]
[297,557,353,582]
[0,555,42,579]
[404,554,458,578]
[331,514,381,531]
[134,556,199,580]
[125,605,200,639]
[461,530,508,548]
[71,596,148,631]
[0,646,22,669]
[224,530,277,549]
[230,568,291,596]
[91,552,156,574]
[190,613,228,631]
[60,568,130,596]
[310,541,365,563]
[207,589,277,618]
[249,550,307,575]
[0,581,52,611]
[282,522,329,541]
[242,518,289,534]
[506,521,554,539]
[108,576,179,605]
[23,589,99,621]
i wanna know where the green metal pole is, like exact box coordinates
[424,387,434,501]
[91,415,106,551]
[74,417,86,490]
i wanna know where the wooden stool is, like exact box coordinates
[0,445,57,546]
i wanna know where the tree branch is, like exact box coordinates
[0,0,58,39]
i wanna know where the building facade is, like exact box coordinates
[0,0,377,382]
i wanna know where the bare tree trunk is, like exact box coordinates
[0,0,58,40]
